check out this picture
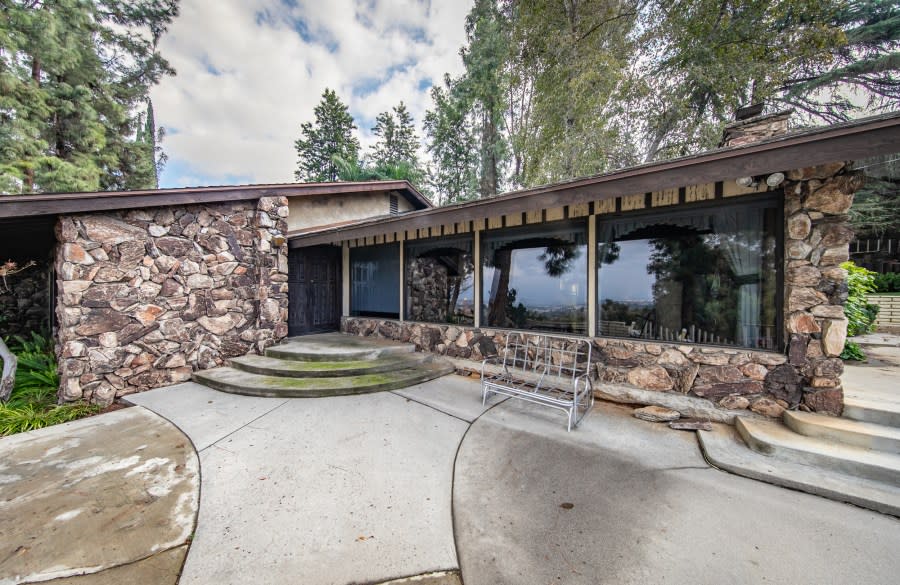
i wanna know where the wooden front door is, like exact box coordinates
[288,245,342,336]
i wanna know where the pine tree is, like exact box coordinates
[424,79,479,205]
[0,0,179,194]
[294,88,361,182]
[371,102,419,169]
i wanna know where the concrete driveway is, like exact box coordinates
[5,374,899,584]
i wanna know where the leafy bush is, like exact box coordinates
[0,331,98,436]
[872,271,900,293]
[840,341,866,361]
[841,261,879,337]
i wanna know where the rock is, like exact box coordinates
[81,215,145,245]
[786,162,845,181]
[687,352,731,366]
[804,174,861,214]
[821,318,847,357]
[752,353,787,366]
[787,240,812,260]
[787,287,828,312]
[787,312,821,334]
[787,213,811,239]
[156,236,195,257]
[787,334,809,366]
[668,363,700,393]
[186,273,214,289]
[118,240,147,267]
[669,420,713,431]
[808,304,844,319]
[750,397,785,418]
[61,378,82,401]
[739,363,768,381]
[813,246,850,267]
[98,332,118,348]
[696,365,744,384]
[803,388,843,416]
[198,315,234,335]
[63,243,93,265]
[657,348,688,366]
[633,405,681,422]
[764,364,803,406]
[813,358,843,377]
[787,265,821,286]
[692,381,763,400]
[74,309,133,336]
[134,304,165,326]
[718,395,750,410]
[810,376,840,388]
[626,365,674,391]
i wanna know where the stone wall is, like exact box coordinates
[781,162,862,416]
[55,196,289,405]
[0,262,50,336]
[342,317,793,418]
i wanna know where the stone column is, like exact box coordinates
[780,162,863,415]
[253,196,290,350]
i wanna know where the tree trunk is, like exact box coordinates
[0,337,17,403]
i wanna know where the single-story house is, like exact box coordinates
[1,110,898,418]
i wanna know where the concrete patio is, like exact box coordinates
[2,374,900,584]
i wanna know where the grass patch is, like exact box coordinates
[1,332,99,437]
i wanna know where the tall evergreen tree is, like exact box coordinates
[371,101,419,168]
[423,79,480,205]
[0,0,179,194]
[294,88,360,182]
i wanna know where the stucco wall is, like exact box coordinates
[287,192,407,232]
[55,197,289,405]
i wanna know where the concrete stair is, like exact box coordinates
[194,333,454,398]
[699,356,900,516]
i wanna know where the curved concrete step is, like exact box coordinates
[230,353,433,378]
[193,361,454,398]
[735,417,900,484]
[266,338,415,362]
[784,411,900,454]
[842,395,900,428]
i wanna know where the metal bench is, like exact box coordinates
[481,332,594,431]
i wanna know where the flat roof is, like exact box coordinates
[0,180,431,219]
[289,111,900,247]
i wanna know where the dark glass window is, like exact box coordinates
[481,221,588,334]
[405,236,475,325]
[597,200,779,349]
[350,243,399,318]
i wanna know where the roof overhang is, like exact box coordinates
[289,111,900,248]
[0,180,430,219]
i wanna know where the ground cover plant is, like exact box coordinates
[0,332,97,436]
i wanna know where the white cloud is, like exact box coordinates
[151,0,472,187]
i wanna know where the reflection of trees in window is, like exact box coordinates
[597,203,778,349]
[406,240,474,325]
[482,226,587,334]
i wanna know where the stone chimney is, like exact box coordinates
[720,106,793,147]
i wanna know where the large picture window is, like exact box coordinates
[481,221,588,334]
[597,199,779,349]
[350,243,400,318]
[405,236,475,325]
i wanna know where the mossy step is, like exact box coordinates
[193,361,455,398]
[265,341,415,362]
[229,353,433,378]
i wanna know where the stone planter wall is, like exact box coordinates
[55,196,289,405]
[342,317,792,418]
[0,262,50,336]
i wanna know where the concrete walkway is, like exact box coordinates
[0,408,199,585]
[4,374,900,584]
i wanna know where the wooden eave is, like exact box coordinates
[0,180,430,219]
[289,111,900,248]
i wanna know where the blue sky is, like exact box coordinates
[151,0,472,189]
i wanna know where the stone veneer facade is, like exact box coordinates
[55,196,289,405]
[342,162,861,419]
[0,261,50,336]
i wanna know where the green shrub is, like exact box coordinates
[841,261,879,337]
[872,271,900,293]
[840,341,866,361]
[0,331,98,436]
